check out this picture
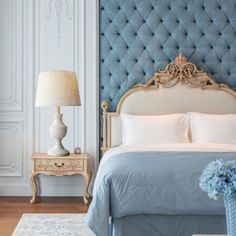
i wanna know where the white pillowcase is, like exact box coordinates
[121,113,189,145]
[189,112,236,144]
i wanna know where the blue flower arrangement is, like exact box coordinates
[200,159,236,236]
[199,159,236,200]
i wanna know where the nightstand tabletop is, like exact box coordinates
[32,153,89,159]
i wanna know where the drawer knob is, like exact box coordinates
[54,163,65,168]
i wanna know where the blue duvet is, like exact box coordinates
[86,151,236,236]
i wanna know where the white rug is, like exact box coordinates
[12,214,95,236]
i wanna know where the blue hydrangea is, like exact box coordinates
[199,159,236,200]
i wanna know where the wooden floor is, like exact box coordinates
[0,197,90,236]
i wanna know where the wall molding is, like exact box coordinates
[0,120,23,176]
[76,0,86,152]
[46,0,72,47]
[0,0,29,192]
[0,0,23,111]
[85,0,100,178]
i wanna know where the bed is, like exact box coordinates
[86,54,236,236]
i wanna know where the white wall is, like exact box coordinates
[0,0,99,196]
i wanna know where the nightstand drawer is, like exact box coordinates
[35,159,84,171]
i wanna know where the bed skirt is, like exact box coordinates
[110,214,226,236]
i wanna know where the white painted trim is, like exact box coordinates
[34,0,41,153]
[85,0,100,179]
[77,0,86,152]
[94,0,100,174]
[25,0,34,189]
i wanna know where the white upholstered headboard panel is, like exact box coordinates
[101,54,236,153]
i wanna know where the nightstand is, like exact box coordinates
[29,153,92,204]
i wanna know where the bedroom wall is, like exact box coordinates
[2,0,236,195]
[0,0,99,196]
[99,0,236,148]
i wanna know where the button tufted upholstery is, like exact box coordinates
[99,0,236,153]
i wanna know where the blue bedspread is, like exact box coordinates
[86,151,236,236]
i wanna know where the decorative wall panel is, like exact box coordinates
[0,0,23,111]
[0,0,26,187]
[0,121,23,176]
[99,0,236,148]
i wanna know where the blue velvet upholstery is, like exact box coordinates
[99,0,236,149]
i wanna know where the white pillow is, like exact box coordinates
[121,113,189,145]
[189,112,236,144]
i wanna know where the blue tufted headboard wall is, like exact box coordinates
[99,0,236,151]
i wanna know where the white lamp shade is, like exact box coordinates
[35,71,81,106]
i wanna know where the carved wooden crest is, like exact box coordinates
[135,53,228,89]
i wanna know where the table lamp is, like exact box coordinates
[35,71,81,156]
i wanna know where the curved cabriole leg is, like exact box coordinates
[35,175,40,196]
[30,172,38,204]
[83,170,92,204]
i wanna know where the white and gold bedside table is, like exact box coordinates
[29,153,92,204]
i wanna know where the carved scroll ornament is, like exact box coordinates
[135,53,228,90]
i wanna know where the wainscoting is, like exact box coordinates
[0,0,99,196]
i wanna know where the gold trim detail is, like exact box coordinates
[101,100,109,154]
[135,53,228,89]
[101,53,236,154]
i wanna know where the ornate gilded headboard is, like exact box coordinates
[101,54,236,154]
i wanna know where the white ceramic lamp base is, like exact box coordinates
[48,106,70,157]
[48,141,69,156]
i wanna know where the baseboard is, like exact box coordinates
[0,184,32,196]
[0,183,93,196]
[0,174,94,196]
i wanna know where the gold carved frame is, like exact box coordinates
[101,53,236,154]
